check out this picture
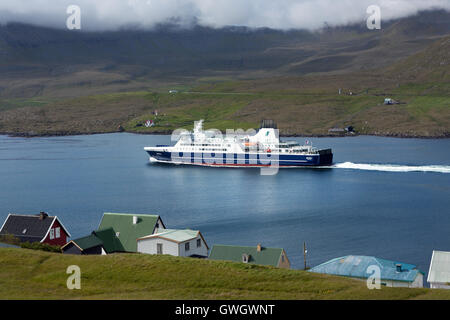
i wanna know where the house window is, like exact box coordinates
[185,242,190,251]
[157,243,163,254]
[55,227,60,238]
[49,229,54,240]
[281,254,285,263]
[197,239,201,248]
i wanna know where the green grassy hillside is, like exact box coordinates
[0,34,448,137]
[1,79,448,137]
[0,248,449,300]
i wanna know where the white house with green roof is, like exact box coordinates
[97,212,165,253]
[208,244,291,269]
[137,229,209,258]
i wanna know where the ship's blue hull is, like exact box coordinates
[146,150,333,167]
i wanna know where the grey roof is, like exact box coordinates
[427,250,450,284]
[0,214,55,242]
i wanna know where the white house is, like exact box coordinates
[428,250,450,289]
[137,229,208,258]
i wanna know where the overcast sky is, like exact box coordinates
[0,0,449,31]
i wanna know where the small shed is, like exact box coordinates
[427,250,450,289]
[61,228,124,255]
[137,229,208,258]
[309,255,424,288]
[384,98,400,105]
[61,233,106,255]
[208,244,290,269]
[328,127,345,133]
[0,212,71,246]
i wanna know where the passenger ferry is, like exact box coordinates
[144,120,333,167]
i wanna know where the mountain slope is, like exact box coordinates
[0,10,448,98]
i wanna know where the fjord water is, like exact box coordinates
[1,133,449,278]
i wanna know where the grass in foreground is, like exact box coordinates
[1,248,449,300]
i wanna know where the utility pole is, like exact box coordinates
[303,241,307,270]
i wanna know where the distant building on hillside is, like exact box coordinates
[137,229,208,258]
[328,127,345,133]
[309,255,424,288]
[0,212,71,246]
[384,98,400,105]
[208,244,290,269]
[428,250,450,289]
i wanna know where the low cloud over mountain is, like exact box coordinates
[0,0,449,31]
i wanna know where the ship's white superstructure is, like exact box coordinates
[144,120,333,167]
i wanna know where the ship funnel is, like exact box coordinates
[260,119,277,129]
[193,120,204,133]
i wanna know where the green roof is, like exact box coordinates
[97,213,163,252]
[208,245,283,267]
[138,229,199,243]
[71,234,103,250]
[93,228,124,253]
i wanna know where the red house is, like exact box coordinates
[0,212,71,246]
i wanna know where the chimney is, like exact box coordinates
[256,243,262,252]
[396,264,402,272]
[39,212,48,220]
[133,215,138,225]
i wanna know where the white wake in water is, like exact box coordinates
[331,162,450,173]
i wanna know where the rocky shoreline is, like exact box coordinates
[1,129,449,139]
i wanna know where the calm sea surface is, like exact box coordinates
[1,133,449,279]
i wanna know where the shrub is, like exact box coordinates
[0,234,21,246]
[20,242,61,253]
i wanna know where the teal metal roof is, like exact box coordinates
[309,255,423,282]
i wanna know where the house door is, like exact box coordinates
[157,243,163,254]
